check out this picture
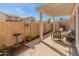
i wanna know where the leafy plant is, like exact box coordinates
[0,48,4,52]
[48,17,51,23]
[0,48,7,52]
[0,44,7,52]
[25,35,32,42]
[60,18,63,20]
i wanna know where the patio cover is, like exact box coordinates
[37,3,75,16]
[37,3,79,53]
[37,3,77,41]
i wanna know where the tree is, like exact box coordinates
[48,17,51,23]
[60,18,63,20]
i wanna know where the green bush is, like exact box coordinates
[48,18,51,23]
[0,48,3,52]
[60,18,63,20]
[0,48,7,52]
[25,35,32,41]
[0,44,7,52]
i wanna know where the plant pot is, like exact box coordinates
[25,36,32,42]
[26,38,32,42]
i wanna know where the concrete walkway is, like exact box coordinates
[16,33,78,56]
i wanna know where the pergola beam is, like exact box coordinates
[38,3,78,43]
[37,3,75,16]
[37,6,52,16]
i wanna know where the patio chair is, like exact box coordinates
[61,29,75,43]
[53,27,64,39]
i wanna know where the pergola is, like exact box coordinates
[36,3,78,46]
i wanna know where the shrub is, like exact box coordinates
[48,18,51,23]
[60,18,63,20]
[25,35,32,42]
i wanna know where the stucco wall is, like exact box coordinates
[0,13,6,22]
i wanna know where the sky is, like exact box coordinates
[0,3,69,21]
[0,3,43,21]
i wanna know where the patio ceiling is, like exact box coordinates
[37,3,75,16]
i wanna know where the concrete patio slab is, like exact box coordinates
[16,33,77,56]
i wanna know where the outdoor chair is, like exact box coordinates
[61,29,75,43]
[53,27,64,39]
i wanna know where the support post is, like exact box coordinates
[52,16,55,39]
[39,11,43,41]
[51,16,54,40]
[75,4,78,46]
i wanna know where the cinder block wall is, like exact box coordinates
[0,13,6,22]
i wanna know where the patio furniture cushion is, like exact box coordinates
[61,29,75,42]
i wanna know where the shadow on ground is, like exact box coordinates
[54,40,70,47]
[41,41,67,56]
[13,32,78,56]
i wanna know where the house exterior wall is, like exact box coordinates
[6,15,22,22]
[70,16,75,30]
[0,13,6,22]
[0,13,22,22]
[23,17,35,23]
[75,4,79,53]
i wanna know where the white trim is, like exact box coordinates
[76,44,79,53]
[76,4,78,45]
[75,4,79,53]
[39,11,43,41]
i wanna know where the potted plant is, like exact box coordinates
[0,45,9,55]
[0,44,7,52]
[25,35,32,42]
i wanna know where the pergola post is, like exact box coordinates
[75,4,78,46]
[39,11,43,41]
[52,16,55,39]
